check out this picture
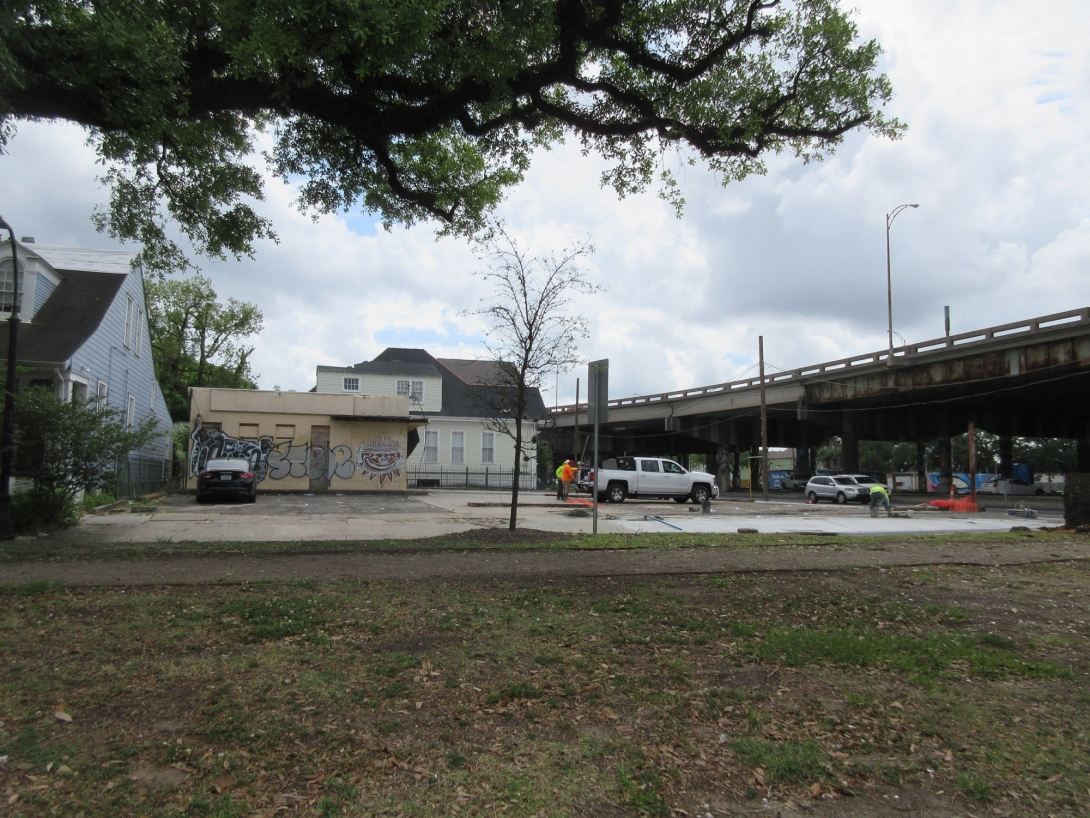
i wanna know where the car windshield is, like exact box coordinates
[833,477,856,486]
[852,476,881,484]
[206,458,251,471]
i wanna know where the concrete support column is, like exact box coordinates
[935,438,952,494]
[916,442,926,492]
[1078,440,1090,473]
[841,433,860,474]
[732,447,741,490]
[998,435,1014,479]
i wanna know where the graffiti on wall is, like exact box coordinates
[189,422,277,481]
[189,421,406,486]
[355,437,407,486]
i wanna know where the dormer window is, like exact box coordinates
[0,258,24,314]
[396,379,424,403]
[343,376,360,392]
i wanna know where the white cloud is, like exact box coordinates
[3,0,1090,410]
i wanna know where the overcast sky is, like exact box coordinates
[3,0,1089,406]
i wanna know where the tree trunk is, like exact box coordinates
[509,416,522,530]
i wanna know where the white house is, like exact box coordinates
[315,348,548,488]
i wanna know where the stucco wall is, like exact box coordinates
[188,388,419,492]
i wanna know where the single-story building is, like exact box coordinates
[186,388,425,492]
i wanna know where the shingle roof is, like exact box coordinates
[0,269,125,364]
[29,244,137,274]
[436,358,511,385]
[346,360,442,378]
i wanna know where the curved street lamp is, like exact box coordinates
[886,203,919,366]
[0,217,19,537]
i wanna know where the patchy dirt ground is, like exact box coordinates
[1,558,1088,817]
[1,530,1088,588]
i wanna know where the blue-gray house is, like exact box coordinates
[0,238,174,493]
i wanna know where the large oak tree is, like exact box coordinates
[2,0,901,273]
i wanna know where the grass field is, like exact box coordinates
[0,528,1067,564]
[1,553,1088,816]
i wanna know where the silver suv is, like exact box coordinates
[805,475,870,505]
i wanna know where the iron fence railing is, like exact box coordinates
[408,465,538,490]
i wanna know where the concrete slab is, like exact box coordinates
[619,513,1059,536]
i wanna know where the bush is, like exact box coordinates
[11,490,79,535]
[10,387,161,534]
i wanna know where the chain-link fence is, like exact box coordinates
[111,455,170,499]
[408,466,538,490]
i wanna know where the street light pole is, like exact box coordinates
[0,218,20,538]
[885,203,919,366]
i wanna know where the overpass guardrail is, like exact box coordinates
[548,307,1090,416]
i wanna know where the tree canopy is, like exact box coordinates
[2,0,901,273]
[146,275,263,420]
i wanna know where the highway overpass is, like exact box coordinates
[544,307,1090,484]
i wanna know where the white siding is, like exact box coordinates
[409,417,537,471]
[314,369,442,412]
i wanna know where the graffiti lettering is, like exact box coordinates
[189,422,276,481]
[188,422,406,487]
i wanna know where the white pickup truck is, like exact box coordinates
[582,456,719,504]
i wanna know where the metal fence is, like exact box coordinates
[408,465,538,490]
[112,455,170,500]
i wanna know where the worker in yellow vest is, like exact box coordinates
[555,462,566,500]
[869,484,892,518]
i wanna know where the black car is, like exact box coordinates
[196,457,258,503]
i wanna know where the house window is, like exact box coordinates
[124,296,134,348]
[0,258,24,314]
[396,379,424,403]
[450,431,465,464]
[126,394,136,428]
[343,376,360,392]
[134,309,143,357]
[97,380,108,410]
[423,430,439,463]
[481,431,495,464]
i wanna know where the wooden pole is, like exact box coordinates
[760,336,769,502]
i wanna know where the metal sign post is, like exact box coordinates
[588,359,608,534]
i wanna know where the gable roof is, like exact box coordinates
[0,268,126,364]
[372,348,548,420]
[436,357,511,385]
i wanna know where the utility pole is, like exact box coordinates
[759,336,769,502]
[968,420,977,507]
[573,377,579,463]
[0,219,20,539]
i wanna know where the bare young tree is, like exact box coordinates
[465,227,602,529]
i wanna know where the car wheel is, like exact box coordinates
[607,483,627,504]
[691,484,711,504]
[247,491,257,504]
[1034,488,1044,496]
[195,493,206,504]
[835,492,847,505]
[807,491,818,504]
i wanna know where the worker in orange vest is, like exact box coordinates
[560,460,576,500]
